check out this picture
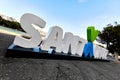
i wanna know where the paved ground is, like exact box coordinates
[0,58,120,80]
[0,33,120,80]
[0,33,14,56]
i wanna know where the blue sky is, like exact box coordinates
[0,0,120,39]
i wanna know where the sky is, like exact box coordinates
[0,0,120,39]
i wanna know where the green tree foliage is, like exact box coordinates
[0,16,24,31]
[0,16,3,25]
[98,24,120,55]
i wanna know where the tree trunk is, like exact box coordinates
[114,52,119,63]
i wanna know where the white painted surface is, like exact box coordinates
[14,13,46,48]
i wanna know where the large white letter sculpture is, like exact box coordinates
[13,13,46,48]
[41,26,63,52]
[12,13,108,59]
[61,32,74,54]
[94,45,108,59]
[61,33,86,55]
[72,36,87,56]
